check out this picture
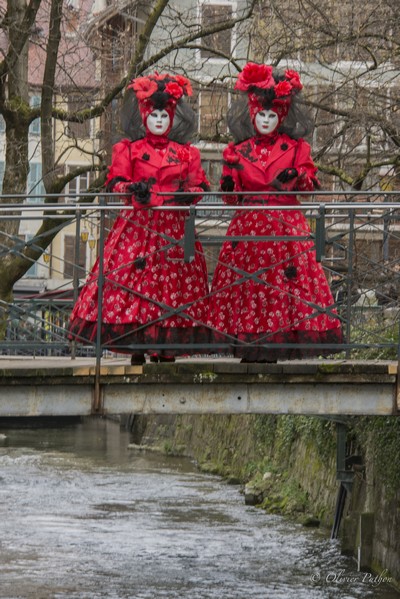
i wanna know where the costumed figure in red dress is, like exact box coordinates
[207,62,343,362]
[68,73,210,364]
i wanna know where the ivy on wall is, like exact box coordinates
[351,417,400,497]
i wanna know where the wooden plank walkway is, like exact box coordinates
[0,357,398,417]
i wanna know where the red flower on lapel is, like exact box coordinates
[224,142,240,164]
[176,145,191,163]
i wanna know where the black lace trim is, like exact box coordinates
[210,328,344,361]
[68,318,211,356]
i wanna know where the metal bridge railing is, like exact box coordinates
[1,191,400,362]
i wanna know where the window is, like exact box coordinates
[64,167,96,202]
[27,162,45,202]
[29,95,41,136]
[63,235,87,279]
[201,3,233,58]
[67,94,91,139]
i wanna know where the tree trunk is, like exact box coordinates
[3,0,30,202]
[41,0,63,190]
[0,0,32,339]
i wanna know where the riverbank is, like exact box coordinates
[129,413,400,590]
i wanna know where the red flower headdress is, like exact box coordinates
[127,72,193,122]
[235,62,303,123]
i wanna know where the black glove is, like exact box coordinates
[170,183,194,205]
[220,175,235,192]
[127,181,151,205]
[173,194,193,205]
[276,168,298,184]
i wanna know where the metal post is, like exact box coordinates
[93,197,106,413]
[345,209,355,359]
[336,421,355,492]
[184,205,196,263]
[382,210,389,263]
[333,420,355,544]
[71,210,82,360]
[315,204,326,262]
[336,421,347,477]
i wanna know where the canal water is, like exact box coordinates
[0,417,398,599]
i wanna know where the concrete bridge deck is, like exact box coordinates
[0,357,398,417]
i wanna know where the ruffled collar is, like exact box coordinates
[145,132,170,148]
[253,131,279,147]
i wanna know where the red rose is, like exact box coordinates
[174,75,193,97]
[274,80,292,97]
[223,142,239,164]
[235,62,274,91]
[177,145,191,163]
[284,69,303,91]
[165,81,184,100]
[129,77,158,99]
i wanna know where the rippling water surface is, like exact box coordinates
[0,417,398,599]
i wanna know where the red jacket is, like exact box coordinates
[106,137,209,208]
[222,133,319,206]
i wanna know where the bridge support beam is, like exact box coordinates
[0,380,396,417]
[0,359,398,417]
[101,382,396,416]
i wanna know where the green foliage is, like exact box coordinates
[243,456,276,482]
[163,440,174,455]
[351,416,400,497]
[294,416,336,461]
[275,416,298,454]
[253,414,277,447]
[163,440,186,456]
[344,312,399,360]
[253,414,336,464]
[258,473,309,516]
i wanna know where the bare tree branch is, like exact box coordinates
[41,0,63,192]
